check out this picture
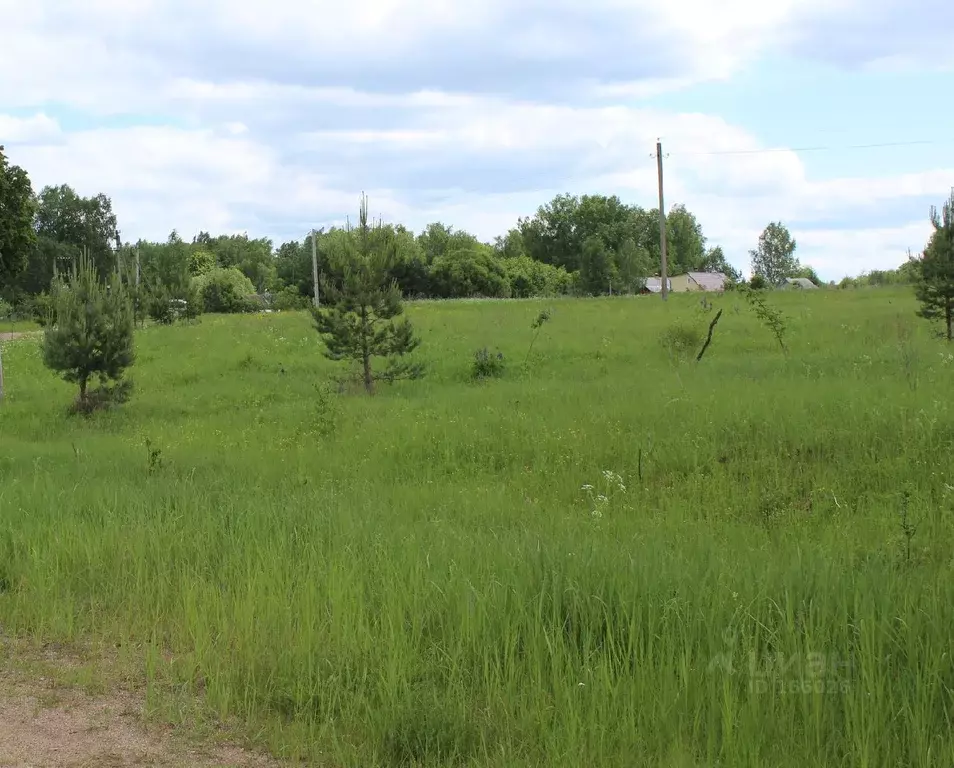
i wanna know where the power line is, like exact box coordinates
[672,138,948,157]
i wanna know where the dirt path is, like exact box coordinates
[0,331,40,342]
[0,644,286,768]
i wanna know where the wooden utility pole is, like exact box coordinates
[311,229,320,308]
[655,139,669,301]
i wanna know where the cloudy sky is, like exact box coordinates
[2,0,952,280]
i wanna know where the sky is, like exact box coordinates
[1,0,952,281]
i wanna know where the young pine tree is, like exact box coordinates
[42,252,135,412]
[312,194,422,393]
[915,189,954,341]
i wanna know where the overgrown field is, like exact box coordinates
[2,288,954,766]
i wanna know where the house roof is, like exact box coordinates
[643,277,671,293]
[785,277,817,289]
[687,272,728,291]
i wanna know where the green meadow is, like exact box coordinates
[1,287,953,766]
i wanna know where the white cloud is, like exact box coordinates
[0,113,61,143]
[0,0,886,114]
[4,92,945,281]
[796,223,931,279]
[2,0,950,281]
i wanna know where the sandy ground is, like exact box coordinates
[0,332,39,342]
[0,646,285,768]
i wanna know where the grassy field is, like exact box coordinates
[1,287,953,766]
[0,319,39,334]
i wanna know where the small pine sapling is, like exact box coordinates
[311,194,423,394]
[42,252,135,413]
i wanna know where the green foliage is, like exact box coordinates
[193,266,257,314]
[0,145,37,283]
[740,284,788,351]
[664,204,707,274]
[311,195,424,394]
[614,238,652,294]
[145,284,175,325]
[429,249,510,298]
[914,189,954,340]
[749,274,768,290]
[578,235,612,296]
[34,184,118,280]
[471,347,505,380]
[750,222,799,287]
[272,285,311,311]
[41,253,134,411]
[501,255,571,298]
[701,245,742,282]
[202,233,277,292]
[524,308,552,365]
[188,248,216,276]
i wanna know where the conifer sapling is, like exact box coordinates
[311,194,423,393]
[42,252,135,412]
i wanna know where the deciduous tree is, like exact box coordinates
[750,223,799,286]
[0,145,36,286]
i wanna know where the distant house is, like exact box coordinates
[640,277,672,294]
[688,272,729,292]
[783,277,818,290]
[670,272,729,292]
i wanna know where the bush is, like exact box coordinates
[30,292,56,326]
[272,286,311,311]
[471,347,505,380]
[193,267,257,313]
[503,256,573,298]
[145,284,177,324]
[0,298,12,321]
[429,250,511,299]
[749,274,768,290]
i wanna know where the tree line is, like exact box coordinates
[1,145,834,322]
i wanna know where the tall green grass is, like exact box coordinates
[1,288,953,766]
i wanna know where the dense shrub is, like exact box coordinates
[30,291,57,327]
[471,347,505,380]
[429,250,511,299]
[193,267,257,313]
[503,256,572,298]
[272,286,311,311]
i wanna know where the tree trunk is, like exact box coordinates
[79,375,88,404]
[947,302,953,342]
[360,306,373,394]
